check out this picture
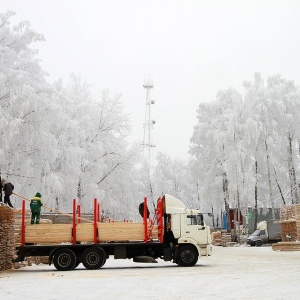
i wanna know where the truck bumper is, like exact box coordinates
[199,244,212,256]
[246,239,256,246]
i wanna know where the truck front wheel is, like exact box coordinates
[256,240,263,247]
[82,247,106,270]
[53,248,77,271]
[176,245,198,267]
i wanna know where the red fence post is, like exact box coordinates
[144,197,148,243]
[72,199,76,245]
[94,198,97,244]
[97,203,100,222]
[21,200,25,246]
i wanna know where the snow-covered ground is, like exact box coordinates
[1,245,300,299]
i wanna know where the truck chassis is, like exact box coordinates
[16,241,199,271]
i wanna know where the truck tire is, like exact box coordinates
[82,247,106,270]
[176,245,198,267]
[53,248,77,271]
[256,240,263,247]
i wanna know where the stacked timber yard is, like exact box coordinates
[211,204,300,251]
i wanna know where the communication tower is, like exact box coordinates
[142,79,155,173]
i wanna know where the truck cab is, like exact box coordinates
[162,194,212,263]
[247,228,268,247]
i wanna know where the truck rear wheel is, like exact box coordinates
[82,247,106,270]
[53,248,77,271]
[176,245,198,267]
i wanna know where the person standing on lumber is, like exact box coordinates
[1,178,14,208]
[30,192,43,224]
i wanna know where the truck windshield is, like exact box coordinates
[252,230,266,236]
[252,230,261,236]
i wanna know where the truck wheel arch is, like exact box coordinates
[53,248,77,271]
[82,247,106,269]
[176,244,199,267]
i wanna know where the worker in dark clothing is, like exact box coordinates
[139,202,150,218]
[1,178,14,208]
[30,192,43,224]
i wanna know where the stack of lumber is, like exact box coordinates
[296,204,300,239]
[272,242,300,251]
[211,230,233,246]
[211,231,222,246]
[280,205,295,220]
[273,204,300,251]
[14,211,52,247]
[279,204,298,242]
[0,205,15,271]
[221,231,232,247]
[280,220,297,242]
[15,222,159,244]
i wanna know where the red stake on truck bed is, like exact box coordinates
[143,197,148,243]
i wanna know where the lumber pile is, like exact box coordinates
[280,204,295,220]
[0,204,15,271]
[211,231,222,246]
[273,204,300,251]
[280,220,297,242]
[279,204,298,242]
[296,204,300,239]
[15,222,159,244]
[272,242,300,251]
[221,231,232,246]
[211,230,232,246]
[14,211,52,247]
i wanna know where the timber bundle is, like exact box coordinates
[272,204,300,251]
[0,205,15,271]
[15,222,158,244]
[211,230,232,247]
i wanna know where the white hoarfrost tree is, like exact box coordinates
[190,73,300,234]
[0,12,143,216]
[0,11,57,205]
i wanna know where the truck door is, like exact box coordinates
[185,214,208,244]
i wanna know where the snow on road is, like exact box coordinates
[1,245,300,300]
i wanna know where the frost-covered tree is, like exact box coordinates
[0,11,55,202]
[190,73,300,234]
[0,12,143,216]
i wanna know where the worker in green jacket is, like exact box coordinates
[30,192,43,224]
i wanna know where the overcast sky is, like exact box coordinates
[2,0,300,159]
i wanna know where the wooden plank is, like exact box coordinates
[20,222,159,244]
[24,224,72,243]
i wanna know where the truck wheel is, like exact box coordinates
[53,248,77,271]
[256,240,263,247]
[176,245,198,267]
[82,247,106,270]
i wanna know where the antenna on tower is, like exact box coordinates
[142,78,156,174]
